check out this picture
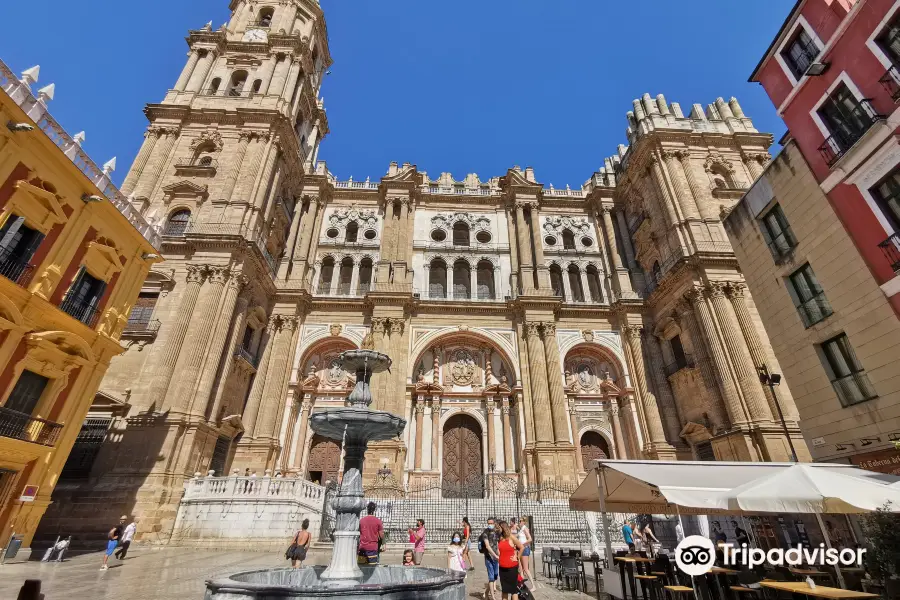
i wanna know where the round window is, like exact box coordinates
[326,228,339,239]
[431,229,447,242]
[581,237,593,247]
[475,230,492,244]
[364,229,377,240]
[545,236,557,246]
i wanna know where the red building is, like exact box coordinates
[751,0,900,315]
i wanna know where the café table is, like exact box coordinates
[709,567,740,600]
[759,581,880,599]
[616,556,653,600]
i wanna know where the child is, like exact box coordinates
[402,549,415,566]
[447,530,467,575]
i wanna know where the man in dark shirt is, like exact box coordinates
[479,517,500,600]
[101,515,126,570]
[358,502,384,565]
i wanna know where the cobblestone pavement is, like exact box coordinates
[0,546,604,600]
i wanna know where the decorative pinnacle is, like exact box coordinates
[19,66,39,88]
[102,157,117,174]
[37,83,55,103]
[73,131,85,146]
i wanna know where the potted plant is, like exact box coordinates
[861,503,900,598]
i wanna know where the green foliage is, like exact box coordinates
[861,503,900,581]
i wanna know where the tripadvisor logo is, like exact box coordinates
[674,535,865,576]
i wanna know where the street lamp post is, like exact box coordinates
[757,364,799,462]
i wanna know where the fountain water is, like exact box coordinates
[205,349,466,600]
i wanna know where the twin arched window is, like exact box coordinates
[427,258,495,300]
[550,263,604,303]
[317,256,373,296]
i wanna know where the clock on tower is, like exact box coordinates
[242,28,268,43]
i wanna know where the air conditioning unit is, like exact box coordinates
[805,61,829,76]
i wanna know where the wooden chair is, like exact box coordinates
[636,574,662,600]
[730,570,764,598]
[664,585,696,600]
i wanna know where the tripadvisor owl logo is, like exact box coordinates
[675,536,716,576]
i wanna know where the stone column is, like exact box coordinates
[647,155,680,227]
[514,204,534,290]
[282,60,302,101]
[279,204,304,278]
[505,207,520,294]
[680,154,717,220]
[185,50,216,93]
[601,207,625,270]
[523,322,553,443]
[743,152,768,180]
[191,272,247,417]
[686,286,748,425]
[621,325,670,451]
[615,211,638,269]
[529,205,550,289]
[292,197,320,279]
[414,399,425,470]
[247,146,280,234]
[174,49,201,91]
[675,298,729,431]
[395,199,410,263]
[707,283,772,423]
[609,400,628,458]
[292,398,313,467]
[570,404,583,471]
[120,130,159,196]
[255,316,300,440]
[171,266,230,413]
[665,151,701,219]
[242,317,277,435]
[501,398,514,472]
[208,293,251,422]
[133,128,178,200]
[144,265,206,411]
[233,136,266,203]
[645,332,684,443]
[540,322,570,444]
[431,398,441,471]
[485,397,496,470]
[222,133,252,202]
[726,283,798,421]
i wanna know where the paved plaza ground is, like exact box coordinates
[0,546,603,600]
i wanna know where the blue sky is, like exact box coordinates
[0,0,793,188]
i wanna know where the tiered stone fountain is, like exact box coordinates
[204,349,466,600]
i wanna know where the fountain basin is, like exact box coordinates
[205,566,466,600]
[309,407,406,442]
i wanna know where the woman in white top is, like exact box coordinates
[447,531,467,576]
[517,515,535,586]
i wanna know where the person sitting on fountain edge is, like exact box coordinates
[358,501,384,565]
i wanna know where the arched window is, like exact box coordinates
[429,259,447,299]
[197,155,213,166]
[346,221,359,243]
[258,7,274,27]
[452,222,470,247]
[549,264,565,297]
[568,265,585,302]
[586,265,603,302]
[476,260,495,300]
[652,261,662,283]
[163,209,190,236]
[453,259,471,299]
[228,70,248,97]
[710,165,734,189]
[562,228,576,250]
[251,79,262,95]
[318,257,335,295]
[337,258,353,295]
[209,77,222,95]
[358,258,373,294]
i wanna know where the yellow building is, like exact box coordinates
[0,60,160,558]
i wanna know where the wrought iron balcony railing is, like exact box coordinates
[162,219,190,237]
[0,406,63,447]
[123,318,161,336]
[234,346,259,368]
[878,232,900,272]
[0,246,35,287]
[174,156,218,170]
[59,294,100,328]
[880,66,900,102]
[818,99,883,167]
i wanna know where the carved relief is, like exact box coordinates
[564,354,616,392]
[449,348,477,386]
[189,130,224,152]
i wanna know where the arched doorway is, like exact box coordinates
[442,414,483,497]
[307,434,341,485]
[580,431,611,468]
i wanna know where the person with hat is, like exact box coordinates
[101,516,127,570]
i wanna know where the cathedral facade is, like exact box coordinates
[39,0,810,541]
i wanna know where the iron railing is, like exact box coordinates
[162,219,190,237]
[175,156,218,169]
[832,371,878,406]
[0,406,63,447]
[664,354,695,377]
[123,318,161,335]
[234,346,259,368]
[880,66,900,102]
[59,294,100,328]
[818,99,883,167]
[797,293,833,328]
[247,20,272,28]
[878,233,900,272]
[0,246,35,286]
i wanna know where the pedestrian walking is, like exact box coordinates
[408,519,426,565]
[517,515,535,587]
[497,520,524,600]
[101,516,127,570]
[447,530,467,575]
[461,517,474,571]
[358,502,384,565]
[114,519,136,560]
[641,520,660,558]
[287,518,311,568]
[622,519,635,553]
[479,517,500,600]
